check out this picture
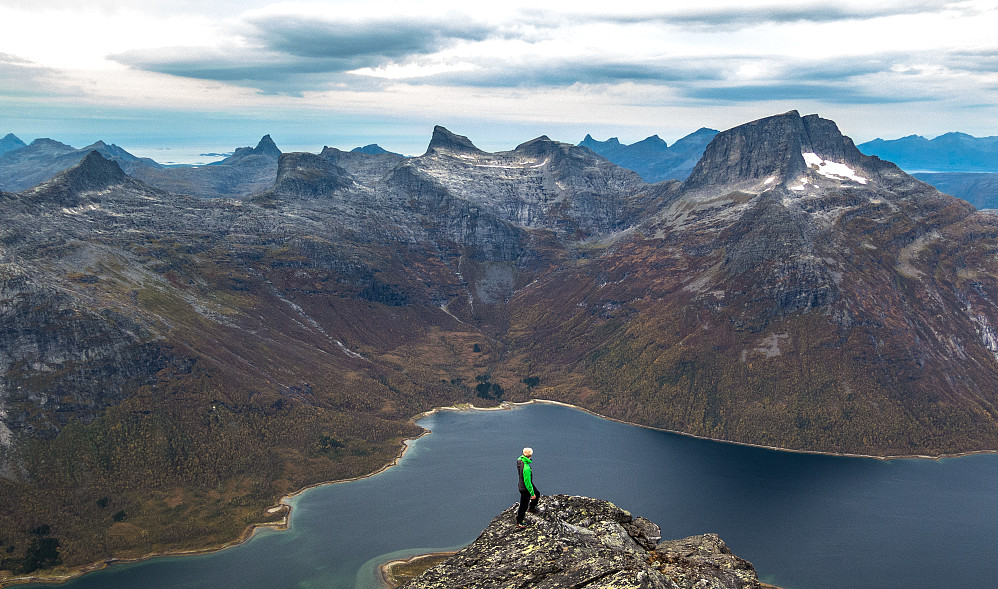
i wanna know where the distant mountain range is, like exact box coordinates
[0,137,159,192]
[6,127,997,208]
[855,133,998,209]
[578,127,718,183]
[0,134,399,198]
[857,133,998,172]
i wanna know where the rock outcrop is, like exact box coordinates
[425,125,485,155]
[399,495,762,589]
[254,151,353,201]
[399,128,653,238]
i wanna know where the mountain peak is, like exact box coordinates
[217,135,282,163]
[64,150,129,188]
[253,134,281,157]
[683,111,866,191]
[633,134,668,148]
[512,135,564,158]
[0,133,27,155]
[351,144,389,155]
[425,126,483,155]
[23,151,131,207]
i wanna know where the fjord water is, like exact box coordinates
[29,403,998,589]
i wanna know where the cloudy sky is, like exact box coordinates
[2,0,998,160]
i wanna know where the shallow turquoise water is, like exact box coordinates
[21,402,998,589]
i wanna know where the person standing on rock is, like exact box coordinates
[516,447,540,528]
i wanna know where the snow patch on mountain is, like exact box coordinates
[802,152,868,184]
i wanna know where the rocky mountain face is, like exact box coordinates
[401,126,658,238]
[397,495,764,589]
[3,112,998,579]
[858,132,998,173]
[580,127,718,183]
[507,110,998,453]
[320,145,405,185]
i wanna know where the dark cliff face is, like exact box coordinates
[398,495,762,589]
[424,125,484,155]
[255,152,353,201]
[405,129,652,239]
[684,110,810,190]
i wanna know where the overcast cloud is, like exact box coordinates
[1,0,998,156]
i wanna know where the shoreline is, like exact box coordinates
[379,551,458,589]
[5,397,996,587]
[0,421,434,589]
[513,398,998,462]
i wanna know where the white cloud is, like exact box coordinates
[1,0,998,150]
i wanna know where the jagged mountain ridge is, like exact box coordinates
[580,127,719,183]
[3,112,998,579]
[396,126,662,238]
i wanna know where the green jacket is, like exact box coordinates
[517,455,534,495]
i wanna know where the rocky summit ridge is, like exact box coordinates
[397,495,764,589]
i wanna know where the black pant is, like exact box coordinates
[516,488,540,524]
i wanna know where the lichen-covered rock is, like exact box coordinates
[652,534,760,589]
[400,495,762,589]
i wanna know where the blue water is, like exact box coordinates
[23,403,998,589]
